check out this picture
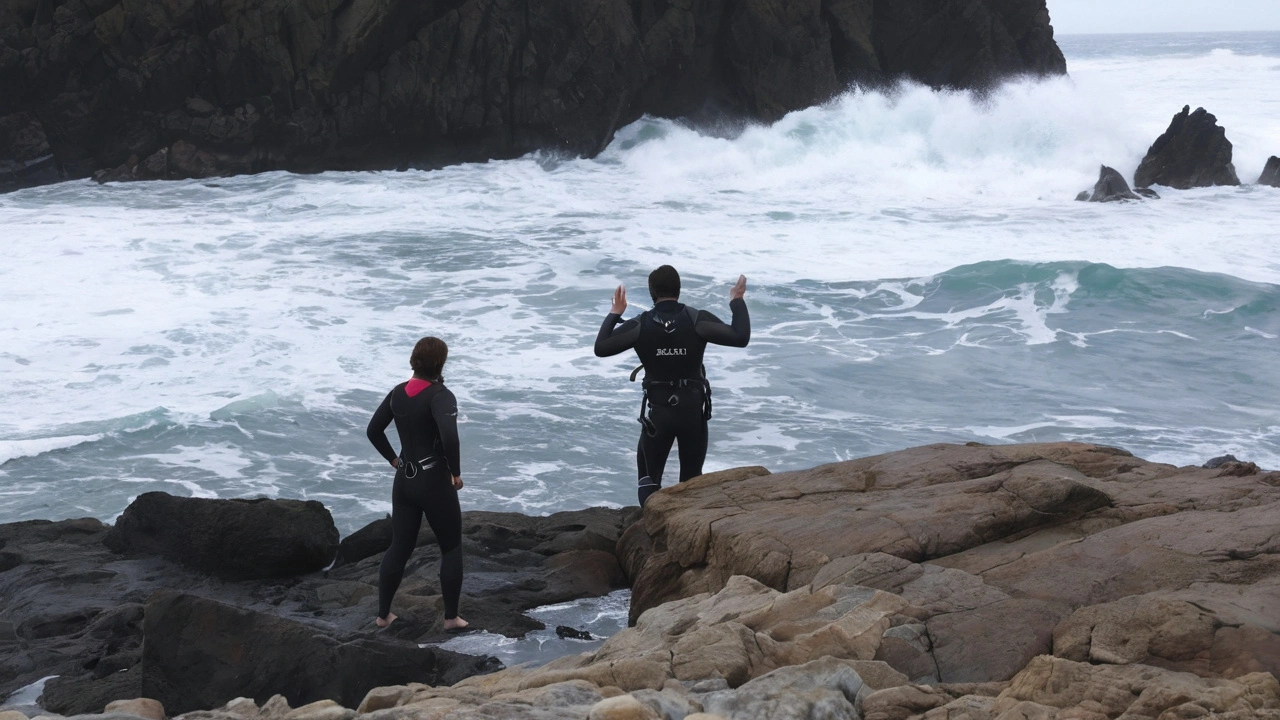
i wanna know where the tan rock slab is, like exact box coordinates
[105,699,166,720]
[283,700,355,720]
[0,711,31,720]
[357,686,412,714]
[587,695,658,720]
[218,698,261,719]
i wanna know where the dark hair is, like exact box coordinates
[648,265,680,301]
[410,337,448,380]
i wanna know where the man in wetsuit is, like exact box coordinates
[594,265,750,506]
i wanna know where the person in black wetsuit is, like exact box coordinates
[594,265,750,507]
[366,336,468,631]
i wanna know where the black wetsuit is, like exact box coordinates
[367,380,463,620]
[595,298,750,506]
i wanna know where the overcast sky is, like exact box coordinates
[1049,0,1280,35]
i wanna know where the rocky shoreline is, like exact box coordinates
[3,441,1280,719]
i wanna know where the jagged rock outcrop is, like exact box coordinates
[1075,164,1158,202]
[1133,106,1241,190]
[1260,156,1280,187]
[0,0,1066,191]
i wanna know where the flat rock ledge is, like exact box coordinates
[5,441,1280,720]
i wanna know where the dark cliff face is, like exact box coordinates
[0,0,1066,190]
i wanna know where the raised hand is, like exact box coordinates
[729,275,747,301]
[611,284,628,315]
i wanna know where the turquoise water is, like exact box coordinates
[1,33,1278,532]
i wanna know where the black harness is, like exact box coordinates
[630,306,713,436]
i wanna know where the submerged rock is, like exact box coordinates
[0,0,1067,191]
[1077,165,1159,202]
[1259,156,1280,187]
[1134,106,1241,189]
[104,493,339,580]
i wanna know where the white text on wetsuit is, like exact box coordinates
[655,348,687,356]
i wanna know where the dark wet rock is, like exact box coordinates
[1204,454,1241,469]
[1134,106,1241,190]
[0,505,639,709]
[556,626,594,641]
[0,0,1066,191]
[1078,165,1159,202]
[140,591,498,715]
[1259,156,1280,187]
[332,516,392,569]
[104,493,339,581]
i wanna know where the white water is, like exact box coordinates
[1,34,1278,528]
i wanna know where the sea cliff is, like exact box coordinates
[0,0,1066,190]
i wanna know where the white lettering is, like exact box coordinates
[655,348,687,356]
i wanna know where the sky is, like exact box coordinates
[1048,0,1280,35]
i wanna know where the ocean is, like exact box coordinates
[1,31,1278,535]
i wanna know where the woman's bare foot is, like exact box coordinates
[443,616,469,631]
[375,612,397,629]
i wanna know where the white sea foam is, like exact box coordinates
[0,434,103,465]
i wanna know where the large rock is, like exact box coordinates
[0,0,1066,191]
[1260,156,1280,187]
[139,591,497,715]
[619,444,1116,624]
[618,442,1280,684]
[104,492,339,580]
[997,655,1280,719]
[1075,165,1158,202]
[1133,106,1241,189]
[1052,593,1280,680]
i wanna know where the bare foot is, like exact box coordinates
[443,616,469,631]
[375,612,397,629]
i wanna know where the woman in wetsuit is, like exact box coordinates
[366,336,468,631]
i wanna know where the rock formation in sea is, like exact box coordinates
[1133,106,1241,190]
[5,442,1279,720]
[1075,164,1159,202]
[1260,156,1280,187]
[0,0,1067,191]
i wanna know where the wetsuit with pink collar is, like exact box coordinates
[367,377,463,621]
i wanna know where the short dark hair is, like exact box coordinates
[648,265,680,301]
[410,337,448,379]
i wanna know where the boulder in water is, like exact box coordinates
[1133,106,1241,189]
[104,492,339,580]
[1259,156,1280,187]
[1078,165,1159,202]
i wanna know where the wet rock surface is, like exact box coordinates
[1076,165,1158,202]
[104,493,340,580]
[0,0,1066,191]
[1260,156,1280,187]
[0,498,638,714]
[1134,105,1242,190]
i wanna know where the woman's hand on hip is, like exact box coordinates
[391,457,402,469]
